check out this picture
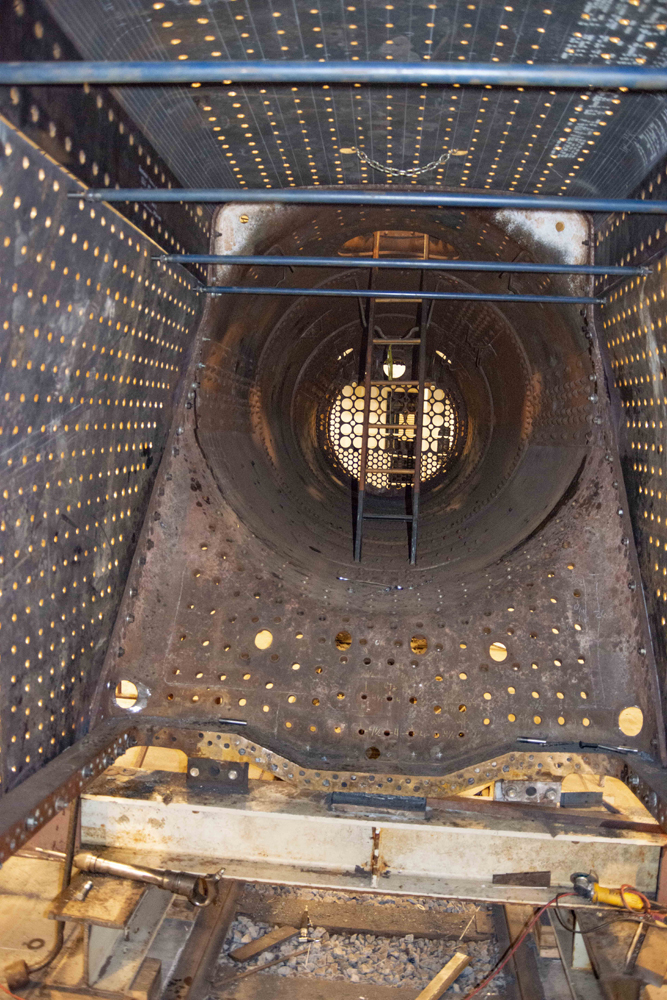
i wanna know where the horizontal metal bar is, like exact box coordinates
[366,468,415,474]
[202,286,601,304]
[157,254,647,277]
[372,424,419,429]
[374,339,421,345]
[5,60,667,89]
[363,514,414,520]
[370,380,420,385]
[76,187,667,216]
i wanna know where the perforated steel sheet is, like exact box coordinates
[97,279,664,773]
[38,0,667,201]
[2,0,667,823]
[0,119,202,794]
[2,0,212,275]
[595,160,667,737]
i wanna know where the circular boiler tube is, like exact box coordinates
[197,205,594,600]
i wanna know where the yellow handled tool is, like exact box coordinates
[572,873,649,912]
[591,884,646,910]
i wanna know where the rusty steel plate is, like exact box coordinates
[594,154,667,739]
[90,200,666,777]
[97,347,665,774]
[0,118,203,797]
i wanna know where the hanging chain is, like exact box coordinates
[347,146,458,178]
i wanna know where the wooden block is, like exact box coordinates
[4,960,30,991]
[413,951,471,1000]
[504,904,535,944]
[129,957,162,1000]
[535,916,559,959]
[642,986,667,1000]
[577,910,644,998]
[230,926,299,963]
[636,927,667,987]
[475,910,495,935]
[48,872,146,928]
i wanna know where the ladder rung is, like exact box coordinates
[363,513,414,520]
[366,468,415,475]
[370,380,420,385]
[374,298,423,302]
[373,339,421,345]
[370,423,415,430]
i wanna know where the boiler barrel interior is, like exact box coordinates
[199,205,591,591]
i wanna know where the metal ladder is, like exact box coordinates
[354,233,431,565]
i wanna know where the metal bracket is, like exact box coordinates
[186,758,249,794]
[494,780,562,807]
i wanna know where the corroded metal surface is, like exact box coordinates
[0,721,133,864]
[3,0,667,861]
[134,727,623,798]
[0,118,202,796]
[98,409,662,770]
[93,202,665,777]
[595,155,667,740]
[2,0,211,273]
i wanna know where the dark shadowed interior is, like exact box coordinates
[197,204,594,595]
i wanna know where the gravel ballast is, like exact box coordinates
[215,888,507,996]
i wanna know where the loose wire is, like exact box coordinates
[0,984,26,1000]
[459,893,575,999]
[461,888,667,998]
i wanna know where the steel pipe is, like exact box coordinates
[73,852,223,907]
[4,60,667,89]
[202,286,602,304]
[75,188,667,214]
[157,254,645,277]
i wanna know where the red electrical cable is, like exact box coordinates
[0,984,26,1000]
[459,893,576,999]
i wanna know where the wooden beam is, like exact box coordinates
[413,952,470,1000]
[504,904,536,945]
[230,926,299,963]
[495,906,545,1000]
[236,886,494,941]
[163,881,239,1000]
[576,911,643,1000]
[636,927,667,987]
[642,986,667,999]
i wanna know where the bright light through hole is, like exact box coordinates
[326,382,463,490]
[383,360,406,378]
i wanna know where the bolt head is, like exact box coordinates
[189,767,200,777]
[228,769,238,781]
